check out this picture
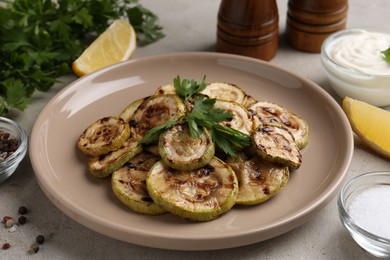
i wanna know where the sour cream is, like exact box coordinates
[326,29,390,75]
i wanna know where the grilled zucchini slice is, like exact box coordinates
[130,94,185,139]
[213,100,254,135]
[88,139,143,178]
[158,123,215,171]
[154,84,176,95]
[242,94,258,108]
[146,157,238,221]
[143,144,160,156]
[200,82,246,104]
[252,124,302,169]
[118,97,148,123]
[226,152,289,205]
[111,152,166,215]
[249,101,309,149]
[78,116,130,157]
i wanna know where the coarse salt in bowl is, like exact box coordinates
[321,27,390,107]
[338,171,390,258]
[0,117,28,184]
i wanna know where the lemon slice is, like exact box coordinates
[72,19,136,76]
[342,96,390,158]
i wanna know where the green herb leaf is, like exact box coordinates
[173,75,207,101]
[2,78,31,111]
[187,117,201,138]
[211,124,251,151]
[186,96,233,125]
[191,96,214,113]
[127,6,165,45]
[140,119,179,144]
[211,128,237,157]
[381,47,390,63]
[205,107,233,123]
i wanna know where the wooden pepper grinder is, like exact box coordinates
[216,0,279,61]
[286,0,348,53]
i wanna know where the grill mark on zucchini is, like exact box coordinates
[131,94,185,138]
[159,124,215,171]
[226,152,289,205]
[111,151,166,215]
[88,139,142,178]
[146,158,238,221]
[249,101,309,149]
[213,99,254,136]
[78,116,130,157]
[252,125,302,169]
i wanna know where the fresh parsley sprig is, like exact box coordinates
[173,75,207,101]
[185,96,232,137]
[186,96,251,156]
[0,0,164,115]
[381,47,390,63]
[141,77,251,156]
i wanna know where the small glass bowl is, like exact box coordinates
[0,117,28,184]
[321,27,390,106]
[338,171,390,258]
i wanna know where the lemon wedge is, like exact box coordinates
[342,96,390,158]
[72,19,136,76]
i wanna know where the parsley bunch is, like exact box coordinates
[141,76,251,156]
[0,0,164,115]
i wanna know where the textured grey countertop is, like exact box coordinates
[1,0,389,259]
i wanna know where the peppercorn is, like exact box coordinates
[18,216,27,225]
[1,243,11,250]
[0,130,19,160]
[35,235,45,245]
[18,206,28,215]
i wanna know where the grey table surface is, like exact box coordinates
[1,0,389,259]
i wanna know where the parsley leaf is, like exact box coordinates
[211,125,252,156]
[3,78,31,111]
[140,119,179,144]
[173,75,207,101]
[381,47,390,63]
[127,6,165,45]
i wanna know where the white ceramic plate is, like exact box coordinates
[30,52,353,250]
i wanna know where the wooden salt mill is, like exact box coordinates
[286,0,348,53]
[216,0,279,61]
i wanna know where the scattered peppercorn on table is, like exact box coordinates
[1,0,389,259]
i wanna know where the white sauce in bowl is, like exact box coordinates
[327,29,390,75]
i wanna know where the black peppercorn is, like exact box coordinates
[18,216,27,225]
[35,235,45,245]
[18,206,28,215]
